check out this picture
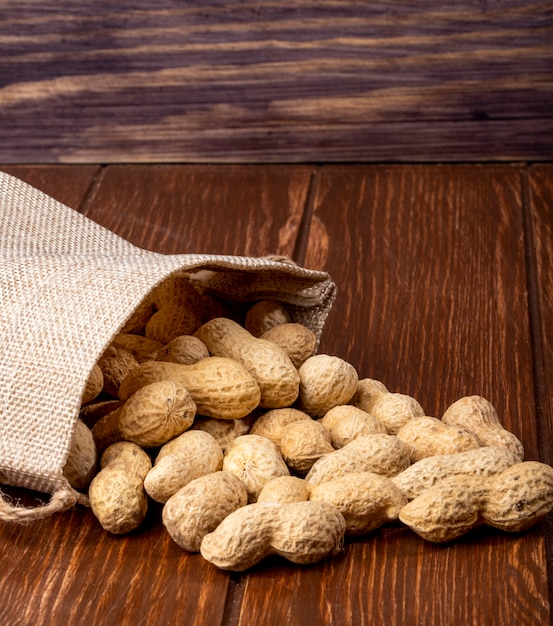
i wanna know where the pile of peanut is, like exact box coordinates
[67,273,553,571]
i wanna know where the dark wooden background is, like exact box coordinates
[1,0,552,163]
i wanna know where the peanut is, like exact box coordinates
[145,305,202,345]
[350,378,389,414]
[82,364,104,405]
[368,392,425,435]
[244,299,291,337]
[199,291,234,323]
[250,408,312,451]
[200,500,346,571]
[305,434,411,486]
[260,323,316,368]
[92,379,196,450]
[257,476,311,504]
[149,273,206,316]
[155,335,210,365]
[144,430,223,503]
[280,419,334,474]
[392,446,521,500]
[399,461,553,542]
[222,434,290,502]
[396,416,480,462]
[162,471,248,552]
[441,395,524,460]
[62,418,98,490]
[298,354,359,418]
[484,462,553,531]
[97,344,139,398]
[112,333,164,363]
[190,416,251,452]
[309,471,407,536]
[119,297,155,335]
[118,357,261,419]
[194,317,300,409]
[88,441,151,534]
[319,405,387,448]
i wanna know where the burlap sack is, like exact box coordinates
[0,171,336,523]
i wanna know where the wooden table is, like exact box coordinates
[0,163,552,625]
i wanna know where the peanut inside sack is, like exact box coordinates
[0,171,335,522]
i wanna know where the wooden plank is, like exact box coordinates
[527,164,553,614]
[78,164,314,256]
[527,166,553,467]
[0,164,314,626]
[0,164,99,207]
[236,165,550,626]
[1,1,552,163]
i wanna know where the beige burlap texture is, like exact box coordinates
[0,171,336,523]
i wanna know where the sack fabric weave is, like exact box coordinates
[0,171,336,522]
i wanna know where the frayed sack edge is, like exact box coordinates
[0,482,89,524]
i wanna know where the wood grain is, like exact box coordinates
[527,165,553,613]
[306,165,537,443]
[527,166,553,467]
[1,1,552,163]
[0,164,99,207]
[0,164,551,626]
[78,164,314,256]
[237,165,550,626]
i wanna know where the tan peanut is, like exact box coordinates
[350,378,389,414]
[144,430,223,503]
[190,416,251,452]
[250,408,312,451]
[368,392,425,435]
[149,273,206,316]
[244,299,291,337]
[82,364,104,405]
[199,292,234,324]
[396,416,481,463]
[162,471,248,552]
[484,462,553,531]
[222,434,290,502]
[280,420,334,474]
[305,434,411,486]
[194,317,300,409]
[392,446,521,500]
[298,354,359,417]
[145,305,202,345]
[200,500,346,571]
[309,471,407,536]
[441,395,524,460]
[97,344,139,398]
[155,335,210,365]
[260,323,316,368]
[119,297,155,335]
[118,357,261,419]
[92,379,196,450]
[112,333,164,363]
[319,405,387,448]
[257,476,311,504]
[399,461,553,542]
[63,418,97,490]
[88,441,151,534]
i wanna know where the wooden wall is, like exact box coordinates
[1,1,552,163]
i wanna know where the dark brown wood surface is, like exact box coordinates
[0,163,552,626]
[1,1,552,163]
